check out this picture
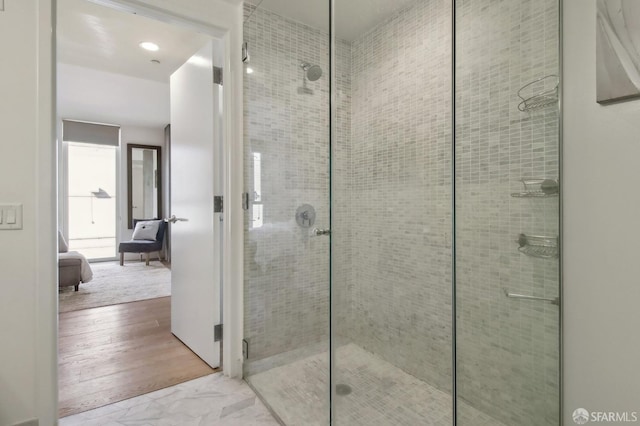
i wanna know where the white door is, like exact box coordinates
[169,40,221,369]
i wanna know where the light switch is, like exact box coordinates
[0,204,22,230]
[6,208,16,224]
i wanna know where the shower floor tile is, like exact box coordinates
[248,343,506,426]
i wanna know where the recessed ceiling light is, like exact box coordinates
[139,42,159,52]
[246,67,254,74]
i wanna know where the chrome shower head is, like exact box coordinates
[300,62,323,81]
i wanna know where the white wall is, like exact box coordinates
[58,63,170,128]
[0,1,56,426]
[0,3,39,424]
[563,0,640,422]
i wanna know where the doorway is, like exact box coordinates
[56,0,226,418]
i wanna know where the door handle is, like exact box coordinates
[166,215,189,224]
[311,228,330,237]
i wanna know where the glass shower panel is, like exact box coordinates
[242,1,331,424]
[331,1,453,424]
[242,0,563,423]
[454,0,561,425]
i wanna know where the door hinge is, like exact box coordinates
[242,339,249,359]
[242,192,250,210]
[213,66,223,85]
[242,42,250,63]
[214,324,223,342]
[214,195,223,213]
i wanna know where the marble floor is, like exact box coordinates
[248,343,507,426]
[59,373,279,426]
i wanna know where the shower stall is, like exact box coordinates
[242,0,561,424]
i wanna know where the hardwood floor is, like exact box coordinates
[58,297,217,418]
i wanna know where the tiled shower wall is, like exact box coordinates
[454,0,560,424]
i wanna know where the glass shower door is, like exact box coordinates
[242,2,332,424]
[331,0,454,424]
[454,0,561,424]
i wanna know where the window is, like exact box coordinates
[66,142,117,260]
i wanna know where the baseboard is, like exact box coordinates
[12,419,38,426]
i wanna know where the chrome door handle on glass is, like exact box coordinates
[166,215,189,224]
[311,228,331,237]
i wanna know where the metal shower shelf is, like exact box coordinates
[517,75,559,112]
[511,178,559,198]
[517,233,558,259]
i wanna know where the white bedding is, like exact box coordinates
[60,251,93,283]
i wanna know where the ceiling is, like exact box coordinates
[57,0,212,128]
[251,0,417,41]
[58,63,170,128]
[57,0,211,83]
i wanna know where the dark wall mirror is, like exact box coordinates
[127,144,162,229]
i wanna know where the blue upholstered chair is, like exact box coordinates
[119,219,167,266]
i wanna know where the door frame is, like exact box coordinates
[37,0,244,422]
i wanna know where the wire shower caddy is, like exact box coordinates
[517,75,559,112]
